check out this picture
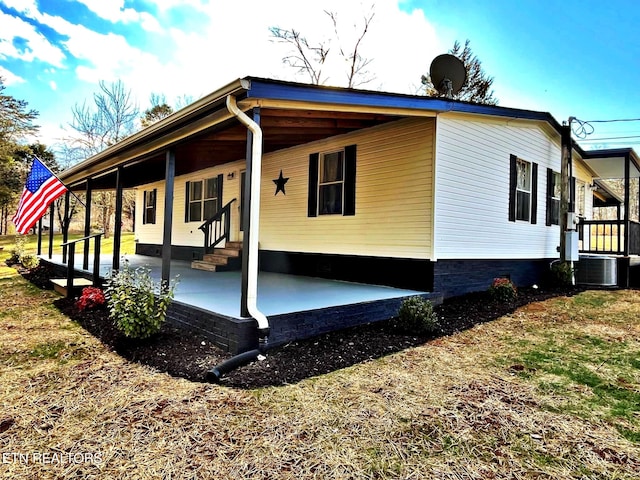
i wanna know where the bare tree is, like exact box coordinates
[326,10,375,88]
[269,26,329,85]
[62,80,139,237]
[269,6,375,88]
[66,80,138,159]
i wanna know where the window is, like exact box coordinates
[546,169,560,225]
[185,175,223,222]
[143,189,156,225]
[319,151,344,215]
[516,159,531,221]
[509,154,537,224]
[308,145,357,217]
[577,180,586,217]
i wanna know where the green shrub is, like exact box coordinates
[395,296,439,335]
[549,261,573,287]
[20,253,39,269]
[7,236,39,269]
[489,277,517,302]
[105,260,179,339]
[8,235,26,264]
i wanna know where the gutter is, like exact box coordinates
[207,95,270,383]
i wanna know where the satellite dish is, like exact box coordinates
[429,54,467,98]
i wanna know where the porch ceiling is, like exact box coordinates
[582,152,640,180]
[72,108,399,191]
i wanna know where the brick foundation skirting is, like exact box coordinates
[167,292,443,354]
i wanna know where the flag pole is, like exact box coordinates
[35,156,87,208]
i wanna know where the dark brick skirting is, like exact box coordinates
[260,250,434,291]
[434,258,554,299]
[166,292,443,354]
[167,301,258,354]
[265,292,442,349]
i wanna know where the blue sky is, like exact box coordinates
[1,0,639,153]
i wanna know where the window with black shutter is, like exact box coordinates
[185,175,223,222]
[308,145,356,217]
[143,189,156,225]
[509,155,538,224]
[546,169,561,226]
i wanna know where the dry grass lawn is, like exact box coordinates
[1,269,639,479]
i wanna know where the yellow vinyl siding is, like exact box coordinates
[134,160,245,247]
[259,117,434,259]
[573,157,595,219]
[573,159,593,184]
[135,118,434,258]
[135,188,164,245]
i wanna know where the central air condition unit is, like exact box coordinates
[575,255,618,287]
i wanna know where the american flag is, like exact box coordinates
[12,158,67,235]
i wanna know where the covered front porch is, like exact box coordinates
[40,252,441,353]
[577,148,640,287]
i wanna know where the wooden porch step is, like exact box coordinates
[51,278,93,296]
[191,261,219,272]
[191,241,242,272]
[202,254,230,265]
[214,248,240,257]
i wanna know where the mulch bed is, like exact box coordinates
[15,262,584,389]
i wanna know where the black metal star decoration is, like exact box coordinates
[273,169,289,195]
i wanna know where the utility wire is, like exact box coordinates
[570,117,640,140]
[579,135,640,142]
[579,118,640,123]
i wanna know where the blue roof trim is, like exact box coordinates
[244,77,563,132]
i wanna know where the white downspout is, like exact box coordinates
[225,95,269,335]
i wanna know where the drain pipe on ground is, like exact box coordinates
[207,95,270,383]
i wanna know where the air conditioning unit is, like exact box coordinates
[575,255,617,287]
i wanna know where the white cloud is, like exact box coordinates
[27,121,69,148]
[73,0,162,31]
[144,0,206,13]
[0,0,39,16]
[0,64,24,84]
[0,10,66,66]
[133,0,446,100]
[12,8,162,87]
[1,0,451,145]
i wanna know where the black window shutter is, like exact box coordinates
[308,153,319,217]
[217,174,224,211]
[569,176,576,213]
[508,154,517,222]
[530,162,538,224]
[344,144,357,216]
[151,188,156,224]
[185,181,191,222]
[546,168,553,226]
[142,191,148,225]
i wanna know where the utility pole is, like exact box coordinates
[560,116,578,285]
[560,122,571,262]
